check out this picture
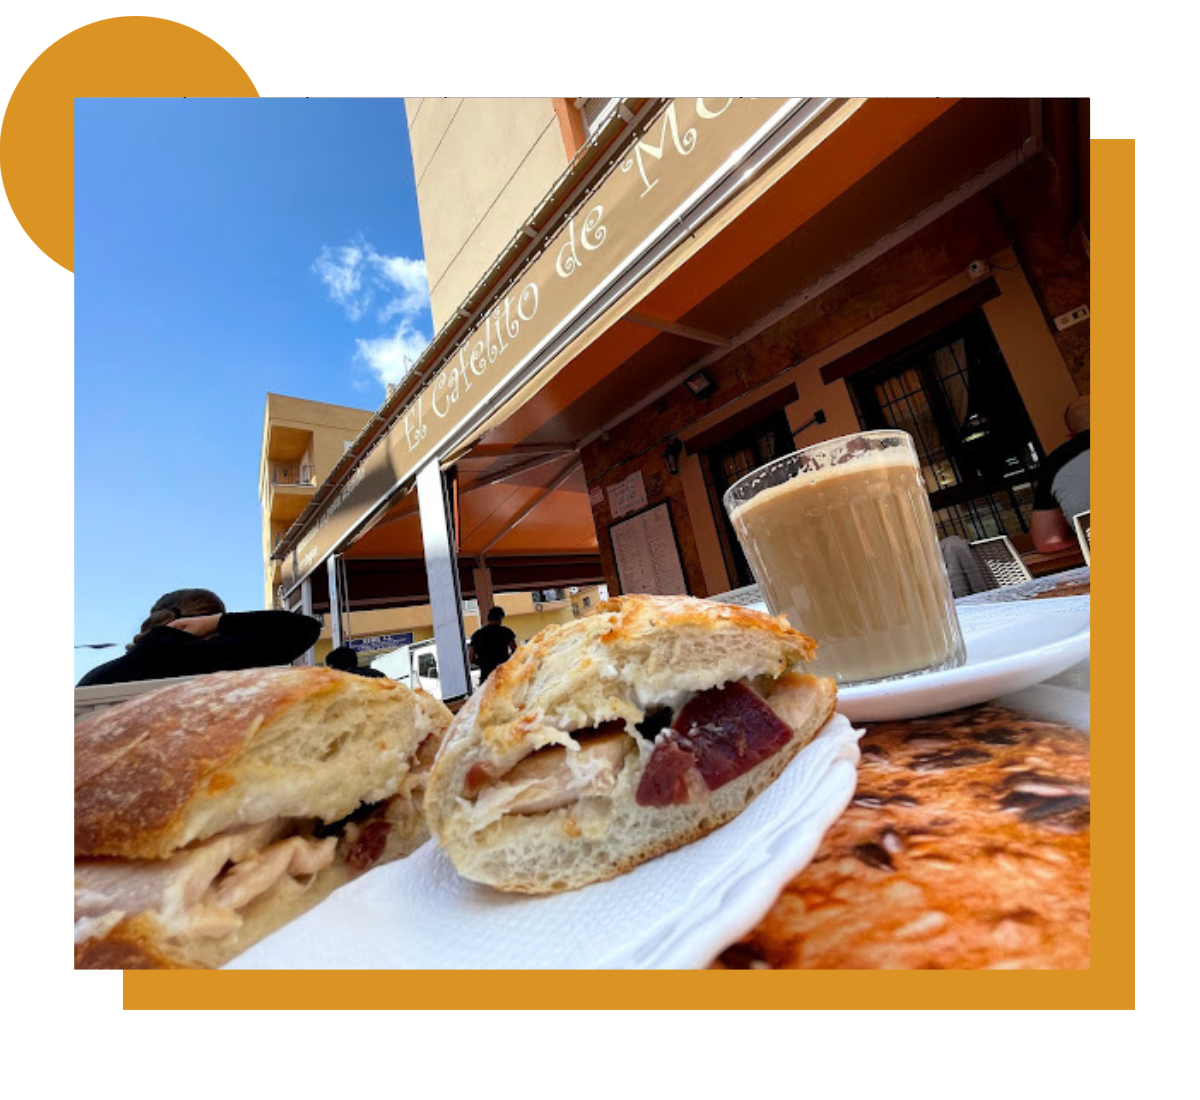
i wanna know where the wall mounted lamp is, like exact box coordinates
[791,408,827,438]
[684,370,715,399]
[663,437,684,475]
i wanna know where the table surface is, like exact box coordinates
[959,566,1091,605]
[1020,545,1087,577]
[712,572,1091,970]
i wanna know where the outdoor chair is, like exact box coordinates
[1073,510,1091,566]
[970,535,1033,588]
[940,536,996,598]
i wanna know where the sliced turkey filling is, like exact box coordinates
[467,727,633,831]
[466,671,825,826]
[76,820,339,944]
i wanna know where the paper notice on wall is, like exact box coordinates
[589,486,604,507]
[610,503,688,597]
[607,470,648,519]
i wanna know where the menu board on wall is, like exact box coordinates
[610,503,689,597]
[607,469,648,519]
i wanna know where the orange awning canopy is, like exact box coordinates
[345,451,598,562]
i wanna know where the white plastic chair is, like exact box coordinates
[970,535,1033,588]
[1073,510,1091,566]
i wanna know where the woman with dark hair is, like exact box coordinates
[76,588,321,687]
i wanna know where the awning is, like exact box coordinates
[340,449,597,561]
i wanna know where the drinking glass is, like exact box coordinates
[724,430,966,685]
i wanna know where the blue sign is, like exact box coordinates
[348,632,414,653]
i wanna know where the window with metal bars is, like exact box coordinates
[849,311,1044,543]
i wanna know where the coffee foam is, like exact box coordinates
[731,447,916,521]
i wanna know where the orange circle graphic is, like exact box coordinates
[1,16,257,271]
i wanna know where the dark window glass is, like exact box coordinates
[849,311,1043,542]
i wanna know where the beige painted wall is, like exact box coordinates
[405,98,568,330]
[982,255,1078,453]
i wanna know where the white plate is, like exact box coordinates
[227,712,862,970]
[836,596,1090,722]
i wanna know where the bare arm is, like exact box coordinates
[167,613,222,637]
[1030,508,1075,553]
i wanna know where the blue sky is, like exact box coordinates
[75,98,430,681]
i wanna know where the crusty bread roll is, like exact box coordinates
[426,595,837,893]
[75,666,452,969]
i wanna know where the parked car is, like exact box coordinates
[371,639,480,700]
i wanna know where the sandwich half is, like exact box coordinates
[75,666,452,969]
[425,595,837,893]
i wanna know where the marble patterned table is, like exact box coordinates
[712,574,1091,970]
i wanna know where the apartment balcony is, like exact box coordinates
[273,463,315,487]
[267,462,317,522]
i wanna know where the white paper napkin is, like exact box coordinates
[228,712,862,970]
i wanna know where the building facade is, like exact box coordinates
[401,97,1089,601]
[259,393,373,608]
[269,98,1090,700]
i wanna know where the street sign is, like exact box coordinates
[348,632,414,653]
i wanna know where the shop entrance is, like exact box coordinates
[849,311,1044,542]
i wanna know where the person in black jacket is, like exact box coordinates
[76,588,321,687]
[468,606,518,682]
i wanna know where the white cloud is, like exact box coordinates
[313,236,432,388]
[355,317,429,386]
[373,254,428,322]
[312,242,368,320]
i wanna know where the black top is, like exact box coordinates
[76,611,322,687]
[469,623,517,672]
[347,666,387,679]
[1033,431,1090,510]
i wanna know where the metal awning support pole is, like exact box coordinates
[473,558,495,624]
[326,553,344,650]
[416,460,471,700]
[296,578,316,666]
[339,555,353,643]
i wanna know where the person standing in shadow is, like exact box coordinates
[468,606,518,683]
